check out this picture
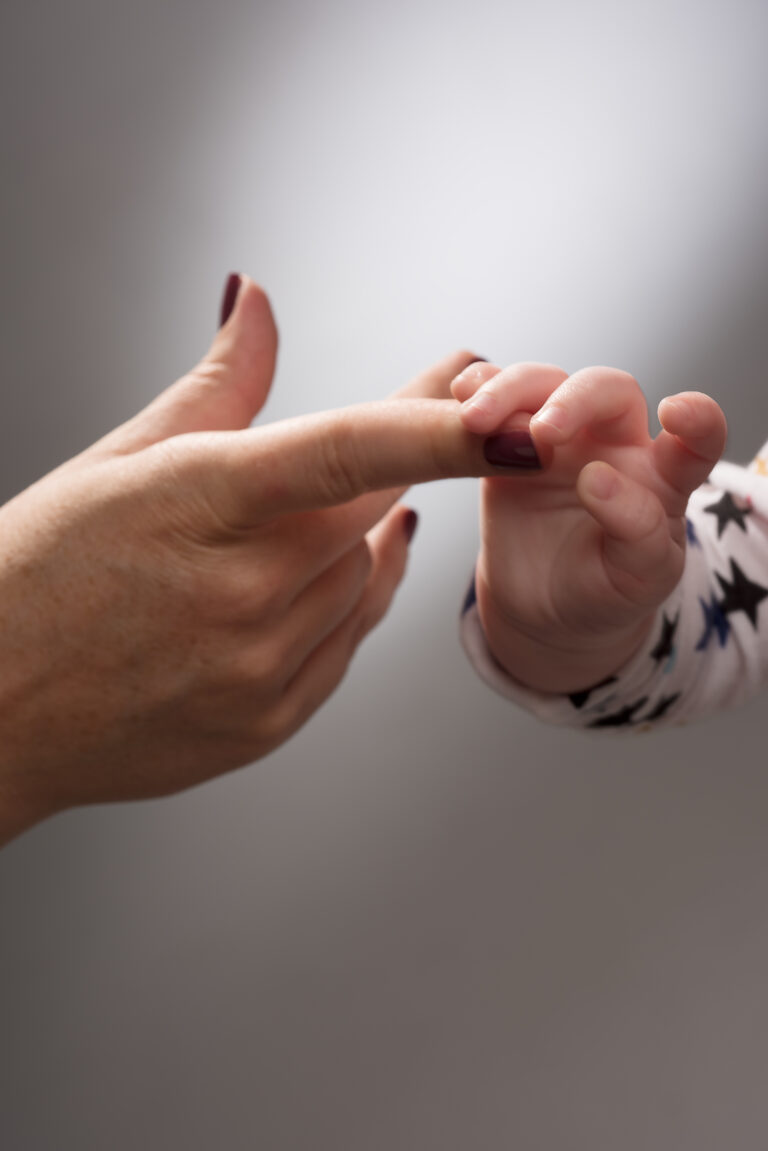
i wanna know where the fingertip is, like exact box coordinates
[657,393,693,430]
[239,276,279,344]
[218,272,278,345]
[450,376,471,402]
[578,459,620,502]
[450,361,500,406]
[657,391,727,462]
[458,377,506,432]
[360,504,413,631]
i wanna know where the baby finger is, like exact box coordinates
[577,460,684,607]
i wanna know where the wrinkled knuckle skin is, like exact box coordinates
[426,429,457,481]
[147,435,196,485]
[319,417,366,505]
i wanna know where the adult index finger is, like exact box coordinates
[202,397,544,525]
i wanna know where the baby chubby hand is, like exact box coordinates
[451,362,728,693]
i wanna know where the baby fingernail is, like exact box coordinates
[533,403,569,435]
[219,272,242,328]
[403,509,419,542]
[463,390,496,418]
[588,464,618,499]
[483,431,541,469]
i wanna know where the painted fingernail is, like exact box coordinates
[219,272,242,328]
[483,431,541,469]
[403,509,419,543]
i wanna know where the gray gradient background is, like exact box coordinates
[2,0,768,1147]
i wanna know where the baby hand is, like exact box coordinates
[452,362,727,693]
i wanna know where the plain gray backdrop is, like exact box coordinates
[2,0,768,1147]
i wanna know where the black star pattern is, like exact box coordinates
[569,676,618,710]
[715,559,768,630]
[588,697,649,728]
[704,491,751,539]
[686,517,701,548]
[695,594,730,651]
[643,693,681,722]
[461,577,477,616]
[650,612,679,665]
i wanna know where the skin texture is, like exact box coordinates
[0,277,508,846]
[452,361,728,694]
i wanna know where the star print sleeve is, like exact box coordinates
[459,438,768,730]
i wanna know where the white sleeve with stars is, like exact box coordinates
[459,440,768,730]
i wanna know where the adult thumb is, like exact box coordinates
[94,274,279,457]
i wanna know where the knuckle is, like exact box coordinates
[425,424,459,479]
[191,552,288,628]
[568,366,638,403]
[317,415,366,505]
[252,636,292,693]
[147,431,238,531]
[251,562,293,617]
[584,365,638,387]
[231,638,289,701]
[147,433,197,485]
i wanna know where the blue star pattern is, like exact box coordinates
[695,594,731,651]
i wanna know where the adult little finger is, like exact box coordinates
[273,505,416,739]
[270,539,374,680]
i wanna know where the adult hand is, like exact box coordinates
[0,275,505,844]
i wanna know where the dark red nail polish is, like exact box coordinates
[219,272,242,328]
[483,431,541,469]
[403,509,419,543]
